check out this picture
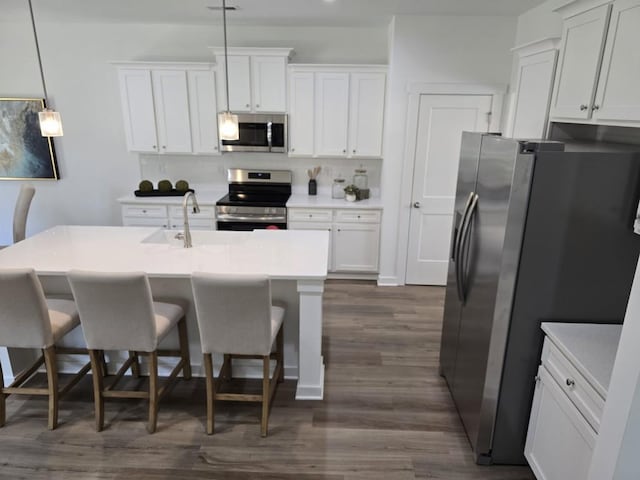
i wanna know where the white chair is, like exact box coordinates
[0,268,90,430]
[191,272,284,437]
[13,184,35,244]
[67,270,191,433]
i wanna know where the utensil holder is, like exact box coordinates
[308,179,317,196]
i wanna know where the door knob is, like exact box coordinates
[413,202,421,208]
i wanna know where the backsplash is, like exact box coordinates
[139,154,382,196]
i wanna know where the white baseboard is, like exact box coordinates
[377,275,400,286]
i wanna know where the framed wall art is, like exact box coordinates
[0,98,60,180]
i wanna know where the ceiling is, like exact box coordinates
[10,0,547,27]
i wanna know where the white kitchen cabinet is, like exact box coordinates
[211,48,293,113]
[288,207,381,274]
[288,65,387,159]
[120,200,216,230]
[592,0,640,122]
[288,72,315,156]
[550,0,640,126]
[115,63,218,155]
[348,73,386,158]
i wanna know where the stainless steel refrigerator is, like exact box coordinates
[440,130,640,465]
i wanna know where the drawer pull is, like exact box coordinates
[142,209,147,213]
[566,378,576,388]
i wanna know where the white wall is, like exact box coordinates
[514,0,564,46]
[378,15,517,285]
[0,0,386,244]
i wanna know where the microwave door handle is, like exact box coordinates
[267,121,273,152]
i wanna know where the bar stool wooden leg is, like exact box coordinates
[178,318,191,380]
[261,356,270,437]
[277,327,284,383]
[0,357,5,427]
[221,354,232,381]
[88,350,105,432]
[43,346,59,430]
[203,353,215,435]
[147,352,159,434]
[128,351,140,378]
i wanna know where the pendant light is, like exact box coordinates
[28,0,63,137]
[217,0,239,141]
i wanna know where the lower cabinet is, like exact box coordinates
[525,336,600,480]
[288,207,381,274]
[120,202,216,230]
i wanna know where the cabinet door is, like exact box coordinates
[525,366,597,480]
[152,70,192,154]
[188,70,219,154]
[288,221,333,271]
[224,56,252,112]
[288,72,315,156]
[315,73,350,157]
[550,4,611,120]
[593,0,640,122]
[117,69,158,153]
[333,222,380,272]
[348,73,386,158]
[251,56,287,112]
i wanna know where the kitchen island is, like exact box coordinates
[0,226,329,399]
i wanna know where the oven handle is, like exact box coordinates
[216,214,287,223]
[267,121,273,152]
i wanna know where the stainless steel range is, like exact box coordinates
[216,169,292,231]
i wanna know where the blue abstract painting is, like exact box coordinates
[0,98,59,180]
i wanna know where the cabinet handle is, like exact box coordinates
[308,214,312,218]
[162,145,166,149]
[337,228,341,232]
[245,103,250,108]
[342,149,347,153]
[214,146,218,150]
[142,209,147,213]
[353,150,356,154]
[256,104,260,108]
[579,104,588,111]
[152,145,157,149]
[565,378,575,388]
[291,148,295,152]
[592,105,600,111]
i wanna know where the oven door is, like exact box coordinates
[217,221,287,231]
[220,114,287,153]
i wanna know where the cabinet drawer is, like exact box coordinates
[288,208,333,222]
[542,338,605,432]
[288,221,332,231]
[121,204,168,218]
[335,209,381,223]
[122,217,168,228]
[169,218,216,230]
[168,205,216,219]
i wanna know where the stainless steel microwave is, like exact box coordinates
[219,113,287,153]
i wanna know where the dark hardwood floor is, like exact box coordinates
[0,280,534,479]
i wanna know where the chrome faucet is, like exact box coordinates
[181,191,200,248]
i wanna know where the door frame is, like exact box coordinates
[396,83,505,285]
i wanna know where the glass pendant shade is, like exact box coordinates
[38,108,63,137]
[219,111,239,141]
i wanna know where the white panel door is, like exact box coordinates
[288,221,333,270]
[288,72,315,156]
[348,73,386,158]
[333,223,380,272]
[511,49,558,138]
[593,0,640,122]
[117,69,158,153]
[315,73,350,157]
[151,70,192,154]
[405,94,492,285]
[550,4,611,120]
[251,56,287,112]
[187,70,219,155]
[225,56,252,112]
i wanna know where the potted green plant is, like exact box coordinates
[344,184,359,202]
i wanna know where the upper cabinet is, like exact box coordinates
[550,0,640,125]
[115,63,219,155]
[289,65,387,159]
[210,48,293,113]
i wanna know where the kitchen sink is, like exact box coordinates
[141,229,249,247]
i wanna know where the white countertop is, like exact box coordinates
[287,193,383,209]
[117,190,226,205]
[542,322,622,398]
[0,226,329,280]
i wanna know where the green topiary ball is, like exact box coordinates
[157,179,173,191]
[138,180,153,192]
[175,179,189,191]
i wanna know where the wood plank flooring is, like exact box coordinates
[0,281,534,479]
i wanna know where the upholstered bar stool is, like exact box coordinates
[191,273,284,437]
[67,270,191,433]
[0,184,35,249]
[0,268,90,429]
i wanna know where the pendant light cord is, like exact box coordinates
[28,0,49,101]
[222,0,231,113]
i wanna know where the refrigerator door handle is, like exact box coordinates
[458,193,479,303]
[454,192,476,263]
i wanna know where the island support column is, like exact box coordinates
[296,279,325,400]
